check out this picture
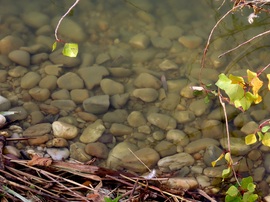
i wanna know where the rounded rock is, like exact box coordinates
[100,78,124,95]
[52,121,79,140]
[0,35,24,55]
[57,72,84,90]
[147,113,177,130]
[46,148,70,161]
[23,123,52,137]
[29,87,50,101]
[21,72,41,89]
[83,95,110,114]
[178,35,202,49]
[133,73,161,89]
[132,88,158,102]
[85,142,109,159]
[8,50,30,67]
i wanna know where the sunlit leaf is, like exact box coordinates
[241,176,254,189]
[257,132,263,141]
[262,132,270,147]
[224,152,231,163]
[222,167,232,178]
[262,126,270,133]
[245,134,257,145]
[226,185,239,197]
[52,41,57,52]
[62,43,79,57]
[211,153,224,167]
[267,74,270,90]
[229,74,245,88]
[243,193,258,202]
[247,69,263,102]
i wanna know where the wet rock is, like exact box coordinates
[129,33,150,49]
[163,177,198,190]
[77,112,97,122]
[8,50,30,67]
[151,36,172,49]
[253,167,265,182]
[49,49,81,68]
[173,110,195,124]
[96,52,110,65]
[52,17,86,42]
[22,11,49,28]
[21,72,41,89]
[264,153,270,173]
[127,111,147,127]
[180,83,196,99]
[100,78,124,95]
[23,123,51,137]
[57,72,84,90]
[132,49,156,63]
[132,88,158,102]
[52,121,78,139]
[46,138,69,147]
[83,95,110,114]
[46,148,70,161]
[110,123,133,136]
[121,148,160,173]
[161,25,183,39]
[70,142,91,162]
[109,67,132,78]
[248,150,262,161]
[154,140,177,157]
[159,59,178,71]
[29,87,50,101]
[50,100,76,112]
[51,89,70,100]
[70,89,89,104]
[78,66,109,90]
[240,121,259,135]
[80,119,105,143]
[44,64,62,76]
[0,35,24,55]
[166,129,189,146]
[134,73,161,89]
[7,107,28,121]
[110,93,129,109]
[8,66,27,78]
[203,145,225,167]
[184,138,220,154]
[85,142,109,159]
[147,113,177,130]
[28,134,50,146]
[189,98,211,116]
[203,165,227,178]
[201,120,224,139]
[220,137,250,156]
[107,142,138,169]
[178,35,202,49]
[3,145,21,158]
[103,109,128,123]
[158,153,195,172]
[0,96,11,111]
[39,75,57,90]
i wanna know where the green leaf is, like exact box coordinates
[222,167,232,178]
[262,132,270,147]
[226,185,239,197]
[262,126,270,133]
[62,43,78,57]
[243,193,258,202]
[225,195,242,202]
[52,41,57,52]
[241,176,253,190]
[257,132,263,141]
[245,134,257,145]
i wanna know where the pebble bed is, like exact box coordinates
[1,0,270,198]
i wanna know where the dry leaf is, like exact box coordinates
[27,154,52,167]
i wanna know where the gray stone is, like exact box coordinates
[166,129,189,146]
[0,35,24,55]
[129,33,150,49]
[163,177,198,190]
[184,138,220,154]
[52,121,78,139]
[154,140,177,157]
[70,89,89,104]
[57,72,84,90]
[46,138,68,147]
[189,98,211,116]
[201,120,224,139]
[23,123,52,137]
[173,110,195,124]
[39,75,57,90]
[133,73,161,89]
[8,66,27,78]
[127,111,147,127]
[240,121,259,135]
[50,100,76,111]
[151,36,172,49]
[158,153,195,172]
[80,119,105,143]
[159,59,178,71]
[220,137,250,156]
[178,35,202,49]
[51,89,70,100]
[121,148,160,173]
[103,109,128,123]
[203,165,228,178]
[161,26,183,39]
[110,93,129,109]
[8,50,30,67]
[85,142,109,159]
[0,96,11,111]
[83,95,110,114]
[264,153,270,173]
[147,113,177,130]
[132,88,158,102]
[7,107,28,121]
[22,11,49,28]
[46,148,70,161]
[253,167,265,182]
[21,72,41,89]
[110,123,133,136]
[49,49,81,68]
[100,78,124,95]
[160,93,180,111]
[29,87,50,101]
[203,145,225,167]
[70,142,91,162]
[78,66,109,90]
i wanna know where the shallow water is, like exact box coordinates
[1,0,270,197]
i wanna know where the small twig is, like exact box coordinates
[197,189,217,202]
[54,0,80,42]
[0,135,6,170]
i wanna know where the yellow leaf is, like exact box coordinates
[267,74,270,90]
[211,153,224,167]
[262,133,270,147]
[247,69,263,96]
[229,74,245,88]
[224,152,232,163]
[245,134,257,145]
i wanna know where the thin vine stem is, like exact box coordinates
[54,0,80,42]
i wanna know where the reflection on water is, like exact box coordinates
[1,0,270,195]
